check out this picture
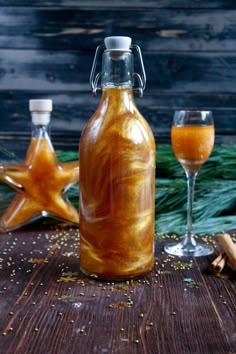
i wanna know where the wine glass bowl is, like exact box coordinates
[164,110,215,257]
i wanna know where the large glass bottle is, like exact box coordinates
[79,37,156,280]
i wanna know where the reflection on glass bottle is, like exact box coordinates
[79,36,156,280]
[0,99,79,232]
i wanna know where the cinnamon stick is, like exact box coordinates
[210,252,228,274]
[218,233,236,270]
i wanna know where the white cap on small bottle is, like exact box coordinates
[104,36,131,51]
[29,99,53,112]
[29,99,53,125]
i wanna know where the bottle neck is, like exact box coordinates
[101,51,133,89]
[101,87,135,106]
[31,112,51,138]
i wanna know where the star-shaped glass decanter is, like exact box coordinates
[0,99,79,232]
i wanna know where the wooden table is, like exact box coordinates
[0,224,235,354]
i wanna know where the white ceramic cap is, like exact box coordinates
[29,99,52,125]
[29,99,53,112]
[104,36,131,51]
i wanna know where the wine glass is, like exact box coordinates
[164,110,215,257]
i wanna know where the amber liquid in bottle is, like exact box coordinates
[0,107,79,231]
[79,46,156,280]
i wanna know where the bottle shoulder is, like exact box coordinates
[25,136,56,166]
[81,109,155,149]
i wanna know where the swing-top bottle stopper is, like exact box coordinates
[104,36,131,59]
[104,36,131,51]
[90,36,146,97]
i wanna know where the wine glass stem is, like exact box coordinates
[185,170,198,247]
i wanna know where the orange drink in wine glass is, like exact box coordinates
[164,110,215,256]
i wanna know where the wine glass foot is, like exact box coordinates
[164,241,214,257]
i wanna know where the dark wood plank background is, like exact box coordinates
[1,0,236,153]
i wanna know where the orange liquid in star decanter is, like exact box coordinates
[171,125,214,172]
[0,136,79,230]
[79,88,156,280]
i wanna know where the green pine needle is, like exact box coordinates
[154,144,236,235]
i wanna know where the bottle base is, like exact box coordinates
[80,267,153,282]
